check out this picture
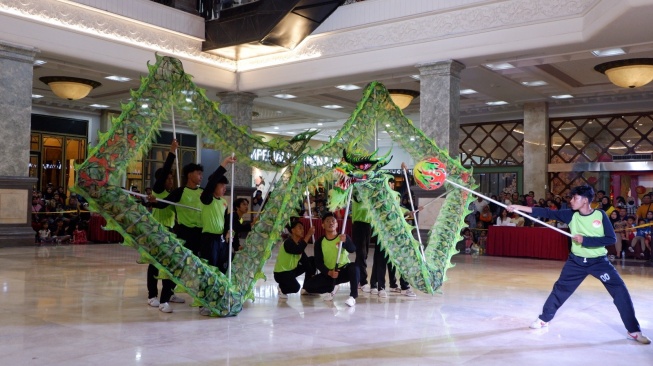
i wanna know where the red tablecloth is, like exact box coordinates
[299,217,352,243]
[88,214,123,243]
[487,226,569,260]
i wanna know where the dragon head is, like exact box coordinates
[333,148,392,191]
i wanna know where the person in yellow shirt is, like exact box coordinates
[273,220,315,298]
[636,194,653,220]
[302,212,359,307]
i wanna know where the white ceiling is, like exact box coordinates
[15,0,653,147]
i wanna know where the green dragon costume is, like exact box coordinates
[72,55,475,317]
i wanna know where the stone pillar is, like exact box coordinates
[417,60,465,158]
[216,91,256,187]
[0,41,38,247]
[523,102,549,198]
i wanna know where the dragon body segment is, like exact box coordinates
[74,55,475,317]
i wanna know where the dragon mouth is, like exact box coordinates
[334,168,352,190]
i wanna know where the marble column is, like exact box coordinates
[216,91,256,187]
[417,60,465,158]
[523,102,549,198]
[0,41,38,247]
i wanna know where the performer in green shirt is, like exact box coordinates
[146,140,185,313]
[303,212,359,307]
[273,220,316,298]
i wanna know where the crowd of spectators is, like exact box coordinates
[32,183,90,244]
[460,189,653,260]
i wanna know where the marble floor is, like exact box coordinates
[1,243,651,366]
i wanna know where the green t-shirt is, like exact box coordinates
[321,235,350,269]
[351,199,371,223]
[274,239,303,272]
[177,187,202,228]
[152,190,175,228]
[201,196,227,234]
[569,210,608,258]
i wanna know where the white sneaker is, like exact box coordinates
[401,289,417,297]
[199,307,212,316]
[628,247,635,253]
[147,297,160,307]
[627,331,651,344]
[158,302,173,313]
[389,286,401,293]
[530,318,549,329]
[361,284,371,293]
[169,295,185,303]
[331,284,339,296]
[345,296,356,307]
[370,288,379,295]
[378,289,388,298]
[278,287,288,299]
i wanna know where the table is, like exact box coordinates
[299,217,352,243]
[88,214,123,243]
[487,226,569,260]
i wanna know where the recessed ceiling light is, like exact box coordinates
[521,81,548,87]
[33,60,46,66]
[317,122,323,126]
[105,75,131,82]
[484,62,514,70]
[273,126,279,130]
[89,104,109,108]
[551,94,574,99]
[273,94,296,99]
[410,75,420,80]
[460,89,477,95]
[322,105,343,109]
[336,84,361,91]
[486,101,508,106]
[32,94,44,98]
[591,48,626,57]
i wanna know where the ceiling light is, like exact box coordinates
[591,48,626,57]
[486,101,508,106]
[39,76,101,100]
[521,81,548,87]
[388,89,420,109]
[31,94,43,99]
[336,84,361,91]
[89,104,109,108]
[273,94,296,99]
[273,126,279,129]
[317,123,323,126]
[105,75,131,82]
[322,105,343,109]
[551,94,574,99]
[484,62,514,70]
[33,60,46,66]
[460,89,477,95]
[594,58,653,88]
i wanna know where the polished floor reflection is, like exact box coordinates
[1,244,651,365]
